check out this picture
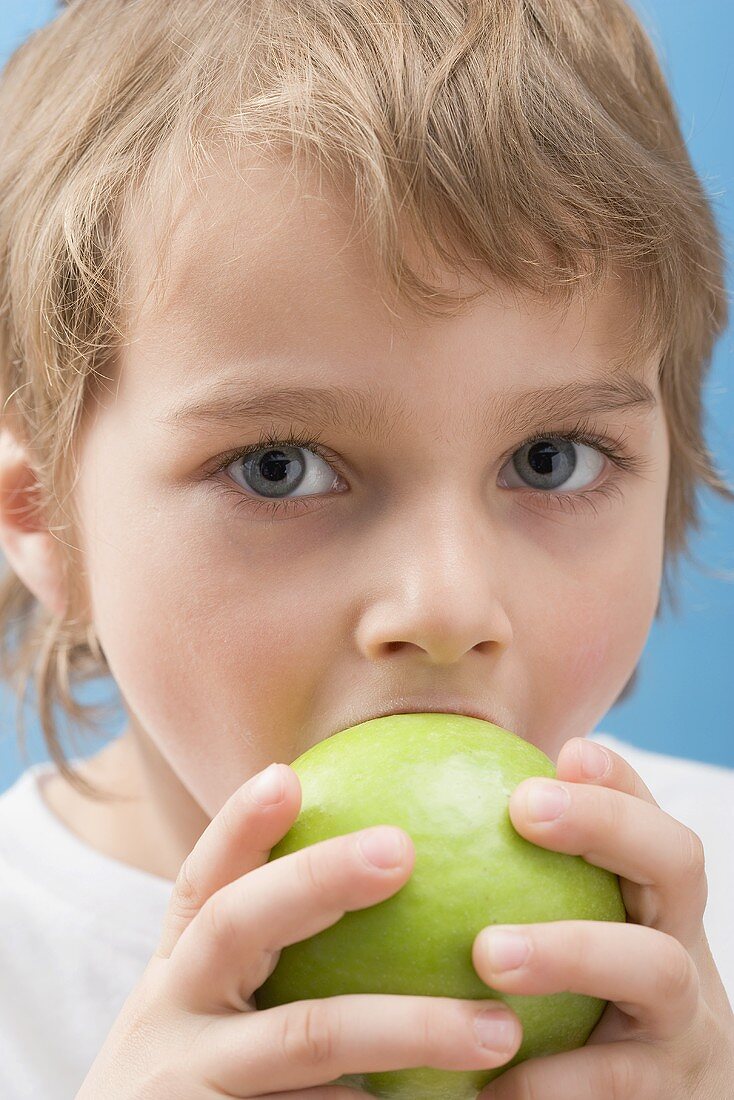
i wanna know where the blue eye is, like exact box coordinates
[500,437,606,493]
[226,442,343,500]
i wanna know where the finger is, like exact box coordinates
[190,993,521,1096]
[555,736,658,805]
[478,1039,665,1100]
[507,777,708,941]
[473,919,700,1041]
[156,762,300,961]
[165,824,418,1013]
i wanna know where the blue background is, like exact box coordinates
[0,0,732,789]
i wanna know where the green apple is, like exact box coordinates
[255,713,626,1098]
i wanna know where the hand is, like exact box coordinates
[471,737,734,1098]
[76,762,524,1098]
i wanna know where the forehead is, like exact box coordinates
[117,143,651,402]
[122,145,388,361]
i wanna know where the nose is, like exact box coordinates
[354,493,513,666]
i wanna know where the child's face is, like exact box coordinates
[74,148,668,821]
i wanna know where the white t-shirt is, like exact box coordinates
[0,733,731,1100]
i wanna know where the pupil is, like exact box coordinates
[528,441,560,475]
[261,450,290,482]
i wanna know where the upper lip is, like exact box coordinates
[334,696,512,735]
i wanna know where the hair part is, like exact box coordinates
[0,0,731,800]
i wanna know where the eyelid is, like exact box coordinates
[203,427,338,478]
[497,416,642,474]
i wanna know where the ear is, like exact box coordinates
[0,426,68,618]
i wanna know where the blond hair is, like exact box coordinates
[0,0,731,801]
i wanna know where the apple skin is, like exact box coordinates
[255,713,626,1098]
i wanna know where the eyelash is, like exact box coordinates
[206,417,647,521]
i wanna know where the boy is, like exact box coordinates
[0,1,731,1095]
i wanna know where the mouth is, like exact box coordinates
[333,697,512,737]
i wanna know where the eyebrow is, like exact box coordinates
[158,371,657,442]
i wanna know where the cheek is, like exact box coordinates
[523,525,663,748]
[578,552,660,681]
[82,495,340,804]
[564,611,624,689]
[541,592,640,699]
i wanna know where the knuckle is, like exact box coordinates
[419,1000,442,1052]
[297,844,332,898]
[201,887,240,954]
[507,1074,543,1100]
[171,855,203,922]
[138,1062,186,1100]
[603,790,626,840]
[655,933,699,1004]
[190,1017,228,1086]
[685,1005,724,1094]
[219,791,244,847]
[282,1000,336,1066]
[680,827,706,886]
[601,1051,639,1098]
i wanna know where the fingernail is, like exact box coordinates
[250,763,285,804]
[357,826,406,869]
[526,779,569,821]
[579,739,610,780]
[474,1008,518,1052]
[481,929,531,972]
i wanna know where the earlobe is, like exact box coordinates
[0,427,68,618]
